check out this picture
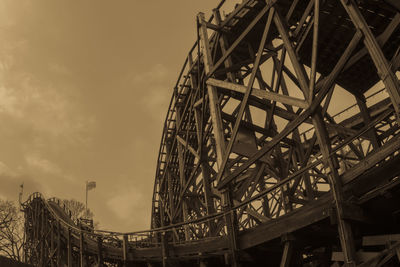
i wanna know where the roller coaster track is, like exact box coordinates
[23,0,400,266]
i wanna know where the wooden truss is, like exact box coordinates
[23,0,400,266]
[150,0,400,265]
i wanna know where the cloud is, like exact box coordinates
[105,183,151,231]
[132,63,169,84]
[0,160,17,177]
[25,153,61,175]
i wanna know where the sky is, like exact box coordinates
[0,0,227,232]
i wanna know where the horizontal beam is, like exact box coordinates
[363,234,400,246]
[207,78,308,109]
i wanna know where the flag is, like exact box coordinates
[86,181,96,191]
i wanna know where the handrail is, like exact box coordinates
[23,104,396,243]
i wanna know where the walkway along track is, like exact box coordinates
[23,0,400,266]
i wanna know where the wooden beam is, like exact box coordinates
[207,78,308,109]
[238,195,332,250]
[198,12,226,168]
[123,234,129,265]
[80,232,84,267]
[343,13,400,72]
[340,0,400,124]
[356,96,380,149]
[176,135,200,159]
[309,0,319,100]
[311,111,357,266]
[67,228,72,267]
[363,234,400,246]
[341,132,400,184]
[97,236,103,265]
[274,7,310,101]
[280,238,294,267]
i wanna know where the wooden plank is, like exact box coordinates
[123,234,128,264]
[80,232,84,267]
[207,78,308,109]
[309,0,319,100]
[198,12,226,167]
[280,240,294,267]
[176,135,200,159]
[274,7,310,101]
[332,251,379,262]
[356,96,380,149]
[363,234,400,246]
[238,194,332,250]
[67,228,72,267]
[97,236,103,265]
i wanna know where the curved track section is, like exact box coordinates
[24,0,400,266]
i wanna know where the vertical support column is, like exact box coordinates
[165,137,175,226]
[198,12,226,168]
[356,95,380,149]
[280,235,294,267]
[176,107,191,240]
[191,54,216,235]
[97,236,103,267]
[273,7,310,102]
[50,222,55,267]
[198,11,227,244]
[40,208,45,266]
[56,221,61,267]
[312,111,357,266]
[122,234,129,266]
[213,9,236,83]
[161,231,169,267]
[67,228,72,267]
[340,0,400,124]
[222,189,240,267]
[80,231,84,267]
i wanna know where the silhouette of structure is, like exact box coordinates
[23,0,400,266]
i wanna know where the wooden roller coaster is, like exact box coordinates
[23,0,400,266]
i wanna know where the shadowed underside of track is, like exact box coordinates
[23,0,400,266]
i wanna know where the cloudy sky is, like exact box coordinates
[0,0,228,232]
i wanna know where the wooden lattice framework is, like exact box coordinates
[23,0,400,266]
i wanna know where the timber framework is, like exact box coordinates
[23,0,400,266]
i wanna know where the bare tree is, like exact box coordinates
[61,199,98,229]
[0,200,24,261]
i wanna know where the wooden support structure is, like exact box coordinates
[123,234,129,266]
[67,228,72,267]
[280,235,294,267]
[340,0,400,124]
[198,12,226,168]
[80,231,84,267]
[97,236,103,266]
[22,1,400,267]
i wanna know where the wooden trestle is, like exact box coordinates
[23,0,400,266]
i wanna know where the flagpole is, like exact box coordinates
[85,181,88,218]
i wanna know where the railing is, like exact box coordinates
[24,104,399,251]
